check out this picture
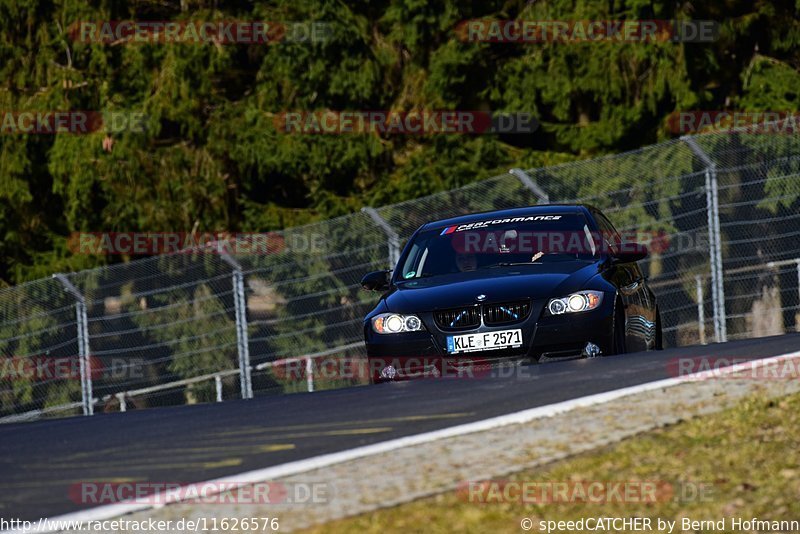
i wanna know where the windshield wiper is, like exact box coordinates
[398,273,436,281]
[492,262,544,267]
[489,254,592,268]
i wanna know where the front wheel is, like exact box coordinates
[609,301,627,355]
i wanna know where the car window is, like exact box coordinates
[593,210,622,255]
[398,213,596,280]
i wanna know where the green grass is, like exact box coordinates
[302,392,800,533]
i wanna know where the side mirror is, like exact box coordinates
[360,270,391,291]
[613,243,648,264]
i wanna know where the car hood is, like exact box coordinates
[384,261,602,313]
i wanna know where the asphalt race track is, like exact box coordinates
[1,334,798,521]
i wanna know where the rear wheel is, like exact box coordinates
[655,308,663,350]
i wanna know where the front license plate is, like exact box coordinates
[446,329,523,354]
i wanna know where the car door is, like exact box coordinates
[592,209,653,352]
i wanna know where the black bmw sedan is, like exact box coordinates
[360,205,662,381]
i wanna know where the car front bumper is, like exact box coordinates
[364,297,614,381]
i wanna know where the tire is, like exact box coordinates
[610,299,627,355]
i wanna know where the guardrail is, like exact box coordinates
[649,257,800,347]
[0,342,365,423]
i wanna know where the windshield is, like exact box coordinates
[397,213,598,281]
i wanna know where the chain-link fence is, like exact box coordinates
[2,121,799,422]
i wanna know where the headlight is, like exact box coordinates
[371,313,425,334]
[547,291,604,315]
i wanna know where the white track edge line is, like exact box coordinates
[8,349,800,533]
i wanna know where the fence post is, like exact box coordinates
[215,375,223,402]
[306,357,314,393]
[53,273,93,416]
[695,275,706,345]
[220,253,253,399]
[509,168,550,204]
[362,207,401,269]
[116,393,127,412]
[796,259,800,318]
[710,169,727,342]
[681,137,727,343]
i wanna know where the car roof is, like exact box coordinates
[420,204,593,230]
